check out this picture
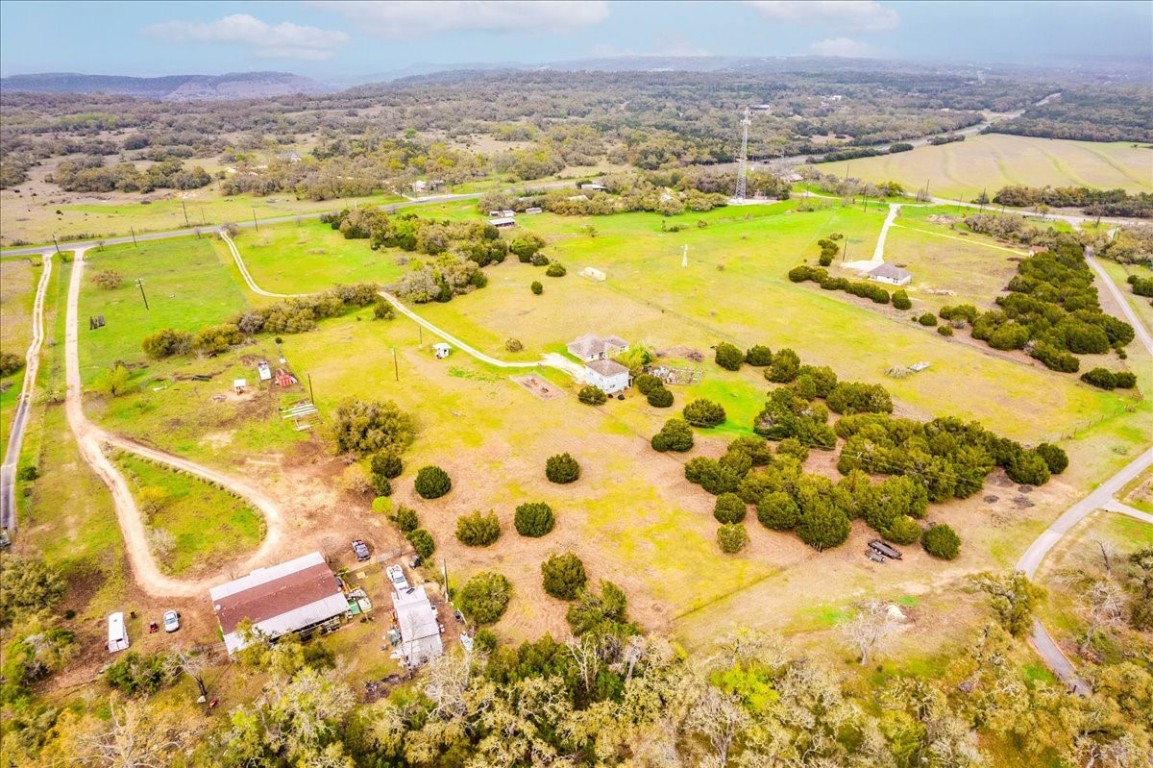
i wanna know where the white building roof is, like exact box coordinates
[392,585,443,664]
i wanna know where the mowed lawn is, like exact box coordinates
[78,238,251,385]
[0,258,38,447]
[229,219,408,295]
[116,452,265,577]
[818,134,1153,201]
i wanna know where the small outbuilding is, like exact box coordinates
[579,267,606,282]
[488,217,516,229]
[233,378,247,394]
[432,342,451,359]
[867,264,912,286]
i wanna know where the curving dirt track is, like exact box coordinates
[64,248,284,597]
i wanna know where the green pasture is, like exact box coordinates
[115,452,265,577]
[229,218,407,295]
[818,135,1153,201]
[79,238,250,385]
[0,258,39,447]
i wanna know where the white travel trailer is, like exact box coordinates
[107,612,130,653]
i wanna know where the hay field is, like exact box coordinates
[818,134,1153,200]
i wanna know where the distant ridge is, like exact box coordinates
[0,71,333,100]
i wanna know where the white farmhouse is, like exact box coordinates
[584,359,631,394]
[867,264,912,286]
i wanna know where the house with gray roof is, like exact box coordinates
[866,263,912,286]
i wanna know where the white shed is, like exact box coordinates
[433,343,451,359]
[107,612,130,653]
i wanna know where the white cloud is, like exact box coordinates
[745,1,899,32]
[310,0,610,38]
[144,14,350,61]
[809,37,880,57]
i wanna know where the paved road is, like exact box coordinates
[62,248,286,597]
[0,250,53,534]
[1085,253,1153,355]
[1016,448,1153,694]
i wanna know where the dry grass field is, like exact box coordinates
[818,134,1153,201]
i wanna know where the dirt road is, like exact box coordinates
[1,250,53,533]
[64,248,285,597]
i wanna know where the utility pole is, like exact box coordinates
[181,200,190,227]
[52,235,60,254]
[392,348,399,382]
[130,227,138,247]
[136,279,150,311]
[252,207,259,232]
[307,373,315,403]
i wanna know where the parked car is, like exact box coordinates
[386,564,410,592]
[352,539,371,561]
[163,610,180,633]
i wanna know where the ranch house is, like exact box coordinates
[567,333,629,363]
[867,264,912,286]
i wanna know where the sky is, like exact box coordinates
[1,1,1150,82]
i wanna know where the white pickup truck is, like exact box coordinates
[386,564,410,592]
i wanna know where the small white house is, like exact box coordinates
[867,264,912,286]
[233,378,247,394]
[433,343,451,359]
[584,359,631,394]
[107,612,129,653]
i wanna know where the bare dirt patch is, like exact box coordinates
[512,373,565,401]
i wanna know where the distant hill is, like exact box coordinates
[0,71,333,100]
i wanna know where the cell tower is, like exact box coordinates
[734,106,751,201]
